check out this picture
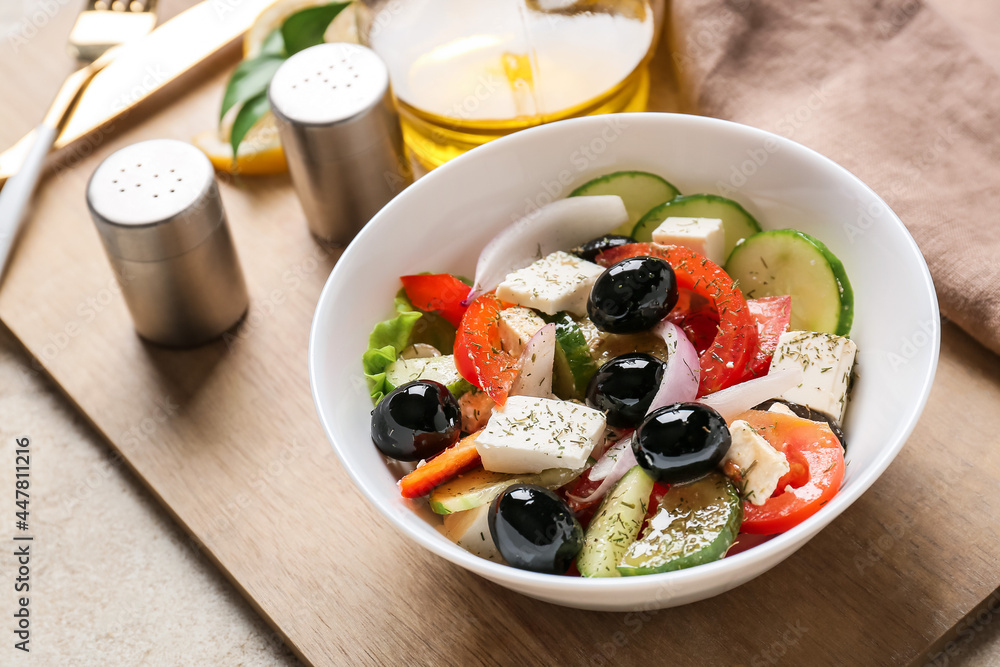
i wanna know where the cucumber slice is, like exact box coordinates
[429,467,578,515]
[542,313,598,400]
[617,472,741,576]
[577,466,655,577]
[725,229,854,335]
[384,355,473,397]
[570,171,680,236]
[633,194,762,259]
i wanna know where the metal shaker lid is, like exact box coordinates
[268,43,395,156]
[87,139,224,262]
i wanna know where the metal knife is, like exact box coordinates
[0,0,275,188]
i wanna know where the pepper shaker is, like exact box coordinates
[86,139,249,348]
[268,42,412,246]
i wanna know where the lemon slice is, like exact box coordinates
[244,0,358,59]
[193,112,288,176]
[200,1,359,174]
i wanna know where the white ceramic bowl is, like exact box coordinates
[309,113,939,611]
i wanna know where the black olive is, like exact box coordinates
[587,256,678,334]
[586,353,666,428]
[633,403,731,484]
[370,380,460,462]
[752,398,847,450]
[488,484,583,574]
[570,234,635,262]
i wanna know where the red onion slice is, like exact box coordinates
[466,195,628,303]
[562,323,699,506]
[508,323,556,399]
[565,435,637,504]
[697,367,804,423]
[647,321,701,413]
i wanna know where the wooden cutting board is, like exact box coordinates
[2,3,1000,665]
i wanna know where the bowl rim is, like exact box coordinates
[308,112,940,594]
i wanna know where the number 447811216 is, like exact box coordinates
[15,437,29,531]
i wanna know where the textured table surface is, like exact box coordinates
[1,1,1000,666]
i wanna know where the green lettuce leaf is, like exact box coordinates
[363,296,422,404]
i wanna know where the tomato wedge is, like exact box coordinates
[400,274,470,328]
[453,293,518,406]
[595,243,758,396]
[744,295,792,379]
[734,410,845,535]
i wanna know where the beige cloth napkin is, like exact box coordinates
[669,0,1000,354]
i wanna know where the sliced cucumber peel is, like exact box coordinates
[725,229,854,335]
[617,472,742,576]
[578,466,655,578]
[633,193,762,259]
[541,313,599,400]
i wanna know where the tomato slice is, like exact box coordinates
[453,293,518,406]
[595,243,758,396]
[744,295,792,379]
[734,410,845,535]
[668,293,720,356]
[400,274,470,328]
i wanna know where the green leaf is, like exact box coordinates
[368,309,422,353]
[230,92,271,162]
[281,2,350,56]
[220,55,285,122]
[363,310,423,404]
[217,2,350,160]
[259,27,286,58]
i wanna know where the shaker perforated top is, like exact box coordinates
[87,139,215,227]
[268,43,390,126]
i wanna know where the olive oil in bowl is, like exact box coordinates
[361,0,662,169]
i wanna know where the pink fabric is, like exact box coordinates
[670,0,1000,353]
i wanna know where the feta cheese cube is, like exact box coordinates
[767,402,798,418]
[651,217,726,265]
[722,420,790,505]
[441,504,503,563]
[499,307,546,356]
[476,395,606,473]
[769,331,858,423]
[496,251,604,317]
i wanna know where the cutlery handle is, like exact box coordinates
[0,124,57,280]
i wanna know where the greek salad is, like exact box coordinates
[363,170,857,577]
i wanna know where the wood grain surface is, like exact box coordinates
[2,2,999,665]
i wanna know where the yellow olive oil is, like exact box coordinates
[366,0,660,169]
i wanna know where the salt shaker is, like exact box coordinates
[268,42,411,246]
[86,139,249,348]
